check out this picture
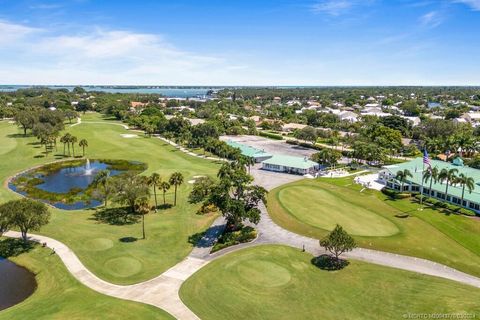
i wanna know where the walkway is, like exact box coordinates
[5,119,480,319]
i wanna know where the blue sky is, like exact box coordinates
[0,0,479,85]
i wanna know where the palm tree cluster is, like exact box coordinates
[147,172,182,210]
[425,133,477,157]
[395,169,413,191]
[423,165,475,206]
[60,133,89,157]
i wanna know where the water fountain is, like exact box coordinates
[84,159,94,176]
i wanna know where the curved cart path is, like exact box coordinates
[5,119,480,319]
[5,207,480,319]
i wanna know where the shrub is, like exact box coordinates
[434,201,448,208]
[381,188,411,199]
[259,131,283,140]
[446,204,460,212]
[196,203,217,215]
[459,208,476,216]
[211,226,257,253]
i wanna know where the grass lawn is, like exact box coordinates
[0,239,173,320]
[278,185,399,236]
[180,245,480,320]
[0,114,221,284]
[268,177,480,277]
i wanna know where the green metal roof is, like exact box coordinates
[384,157,480,203]
[226,140,272,159]
[262,155,318,169]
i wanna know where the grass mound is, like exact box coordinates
[180,245,480,320]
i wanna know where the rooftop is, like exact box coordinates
[384,157,480,203]
[226,140,272,158]
[262,154,318,169]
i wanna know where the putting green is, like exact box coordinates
[237,260,291,287]
[104,257,143,278]
[84,238,114,251]
[180,245,480,320]
[278,185,399,236]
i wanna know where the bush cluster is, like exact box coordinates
[259,131,283,140]
[211,226,257,253]
[381,187,411,199]
[413,194,476,216]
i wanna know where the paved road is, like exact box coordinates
[5,120,479,319]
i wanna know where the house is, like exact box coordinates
[286,100,301,106]
[402,116,421,127]
[453,118,468,124]
[262,155,319,175]
[170,106,195,112]
[130,101,147,112]
[188,118,206,126]
[282,123,307,132]
[461,112,480,126]
[361,106,389,117]
[338,111,358,122]
[379,157,480,212]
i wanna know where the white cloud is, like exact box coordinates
[453,0,480,10]
[29,3,64,10]
[419,11,444,28]
[0,20,41,44]
[311,0,354,16]
[0,22,265,85]
[311,0,375,16]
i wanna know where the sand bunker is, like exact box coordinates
[120,134,138,138]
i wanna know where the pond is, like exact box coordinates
[8,159,145,210]
[0,258,37,311]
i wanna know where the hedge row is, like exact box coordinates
[381,187,411,199]
[414,194,477,216]
[259,131,283,140]
[285,139,351,157]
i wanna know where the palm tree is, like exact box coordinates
[70,135,78,157]
[148,173,161,211]
[169,172,184,206]
[456,173,475,207]
[79,139,88,157]
[60,133,71,157]
[159,181,170,205]
[395,169,413,192]
[423,166,439,196]
[93,170,110,207]
[134,197,150,239]
[438,168,458,200]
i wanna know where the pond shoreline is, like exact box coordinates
[0,256,37,311]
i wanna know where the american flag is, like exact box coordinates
[423,149,431,167]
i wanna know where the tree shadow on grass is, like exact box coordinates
[157,203,173,210]
[0,238,35,258]
[311,255,349,271]
[119,237,138,243]
[6,133,31,139]
[90,207,140,225]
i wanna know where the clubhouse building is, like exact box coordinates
[226,140,272,163]
[380,157,480,212]
[226,140,319,175]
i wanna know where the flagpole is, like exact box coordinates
[420,160,424,209]
[419,149,428,210]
